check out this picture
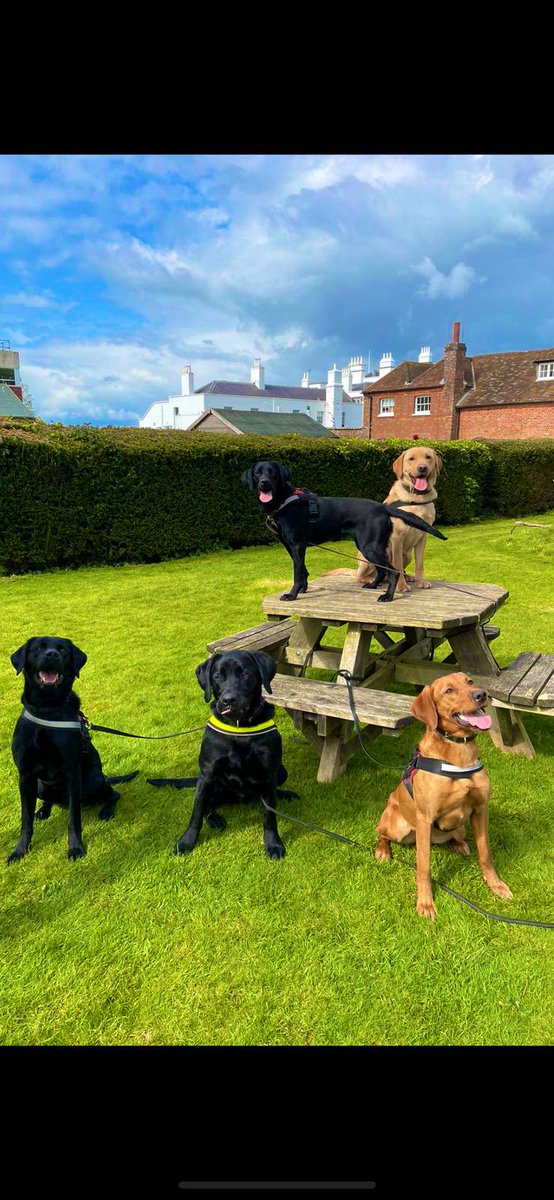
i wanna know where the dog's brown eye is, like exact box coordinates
[444,687,453,694]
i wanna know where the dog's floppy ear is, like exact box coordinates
[240,464,256,490]
[196,655,218,703]
[278,463,291,486]
[71,642,87,678]
[410,685,438,731]
[249,650,277,695]
[10,641,30,675]
[433,450,443,476]
[392,452,405,479]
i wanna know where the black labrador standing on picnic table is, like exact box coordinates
[241,459,446,603]
[171,649,296,860]
[8,636,138,863]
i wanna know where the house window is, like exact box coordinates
[341,413,346,427]
[316,412,323,423]
[537,362,554,380]
[414,395,431,415]
[173,406,179,416]
[292,408,300,413]
[224,406,233,410]
[379,398,394,416]
[250,407,259,412]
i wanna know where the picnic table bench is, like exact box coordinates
[207,573,544,781]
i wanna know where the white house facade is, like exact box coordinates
[139,348,433,433]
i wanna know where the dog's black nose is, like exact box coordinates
[417,466,427,474]
[44,649,59,660]
[471,688,487,705]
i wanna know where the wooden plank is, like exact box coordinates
[284,647,344,671]
[264,676,414,728]
[262,579,507,629]
[537,675,554,708]
[207,619,296,653]
[508,654,554,708]
[487,653,540,704]
[491,699,554,718]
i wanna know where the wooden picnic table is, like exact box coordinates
[258,573,534,780]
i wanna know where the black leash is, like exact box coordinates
[265,516,492,600]
[259,794,554,928]
[82,716,206,740]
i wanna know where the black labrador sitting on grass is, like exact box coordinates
[241,459,446,603]
[9,636,138,863]
[175,650,295,860]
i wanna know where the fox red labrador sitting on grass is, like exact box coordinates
[374,672,513,919]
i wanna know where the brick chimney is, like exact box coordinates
[443,321,466,438]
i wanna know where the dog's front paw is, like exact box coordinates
[174,831,198,855]
[35,805,52,821]
[206,811,227,832]
[448,838,470,856]
[68,843,86,861]
[416,579,432,589]
[279,591,297,601]
[377,594,394,602]
[375,837,392,862]
[7,843,30,864]
[98,801,117,821]
[265,839,286,861]
[486,877,513,900]
[416,898,436,920]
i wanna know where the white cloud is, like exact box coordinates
[413,257,484,300]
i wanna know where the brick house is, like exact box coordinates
[361,322,554,441]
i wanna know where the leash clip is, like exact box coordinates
[79,711,91,730]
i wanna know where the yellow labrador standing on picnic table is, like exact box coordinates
[323,446,442,594]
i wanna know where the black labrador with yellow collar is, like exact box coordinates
[175,650,294,860]
[9,636,138,863]
[241,459,446,602]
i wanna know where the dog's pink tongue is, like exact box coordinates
[259,491,273,503]
[39,671,58,684]
[459,712,492,730]
[414,477,428,491]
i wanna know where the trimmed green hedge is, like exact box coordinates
[0,419,552,573]
[477,438,554,517]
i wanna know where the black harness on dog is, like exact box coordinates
[401,746,485,830]
[273,488,319,521]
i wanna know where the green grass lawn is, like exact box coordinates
[1,512,553,1046]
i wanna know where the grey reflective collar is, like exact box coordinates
[22,709,83,730]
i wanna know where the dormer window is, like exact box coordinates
[537,362,554,380]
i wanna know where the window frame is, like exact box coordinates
[413,394,431,415]
[378,397,395,417]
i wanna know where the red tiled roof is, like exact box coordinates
[456,348,554,408]
[363,346,554,408]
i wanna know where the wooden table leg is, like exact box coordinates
[281,617,324,676]
[337,623,374,684]
[446,625,534,758]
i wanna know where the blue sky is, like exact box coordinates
[1,153,554,425]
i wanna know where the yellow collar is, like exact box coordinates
[207,714,277,737]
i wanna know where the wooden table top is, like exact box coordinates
[262,575,509,631]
